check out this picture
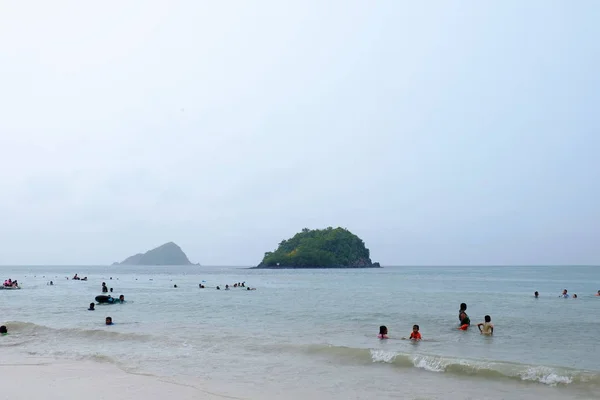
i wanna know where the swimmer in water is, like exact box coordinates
[409,325,422,341]
[477,315,494,335]
[573,294,578,299]
[88,303,95,311]
[534,291,539,298]
[596,290,600,297]
[0,325,7,335]
[118,295,125,303]
[459,312,471,330]
[105,317,113,325]
[459,303,467,321]
[560,289,570,298]
[378,326,388,339]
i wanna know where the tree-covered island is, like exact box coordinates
[255,227,381,268]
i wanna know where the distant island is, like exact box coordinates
[255,227,381,269]
[113,242,195,266]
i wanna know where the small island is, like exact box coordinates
[113,242,195,266]
[255,227,381,269]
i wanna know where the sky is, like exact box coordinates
[0,0,599,266]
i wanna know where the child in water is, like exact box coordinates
[0,325,7,336]
[88,303,95,311]
[459,312,471,330]
[105,317,113,325]
[459,303,467,321]
[378,326,388,339]
[477,315,494,335]
[409,325,422,341]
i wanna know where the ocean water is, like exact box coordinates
[1,265,599,399]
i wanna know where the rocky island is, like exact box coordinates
[255,227,381,269]
[113,242,195,266]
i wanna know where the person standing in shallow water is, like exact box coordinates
[459,303,468,321]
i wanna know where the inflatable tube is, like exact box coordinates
[459,324,469,331]
[95,295,114,304]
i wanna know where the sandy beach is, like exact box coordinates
[0,356,229,400]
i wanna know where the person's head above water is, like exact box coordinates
[413,324,420,332]
[0,325,7,335]
[563,289,568,295]
[89,303,95,310]
[484,315,491,323]
[119,295,124,302]
[379,326,388,335]
[534,291,539,298]
[573,294,578,298]
[105,317,113,325]
[460,303,467,311]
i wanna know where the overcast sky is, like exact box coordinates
[1,1,598,266]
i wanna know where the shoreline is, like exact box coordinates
[0,355,232,400]
[0,352,594,400]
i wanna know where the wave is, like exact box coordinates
[4,321,153,342]
[303,344,600,387]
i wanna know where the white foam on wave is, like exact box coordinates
[520,367,573,385]
[412,356,446,372]
[370,349,397,363]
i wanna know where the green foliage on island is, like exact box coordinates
[258,227,379,268]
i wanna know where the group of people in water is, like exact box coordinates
[378,302,493,341]
[533,289,600,299]
[2,279,19,288]
[198,282,257,291]
[380,289,600,341]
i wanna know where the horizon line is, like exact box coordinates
[0,264,598,268]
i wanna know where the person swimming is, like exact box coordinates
[596,290,600,297]
[0,325,7,335]
[118,295,125,303]
[477,315,494,335]
[560,289,570,298]
[459,303,467,321]
[573,294,578,299]
[88,303,95,311]
[534,291,539,298]
[378,326,388,339]
[409,325,422,340]
[459,312,471,330]
[105,317,113,325]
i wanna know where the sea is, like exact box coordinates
[0,265,599,400]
